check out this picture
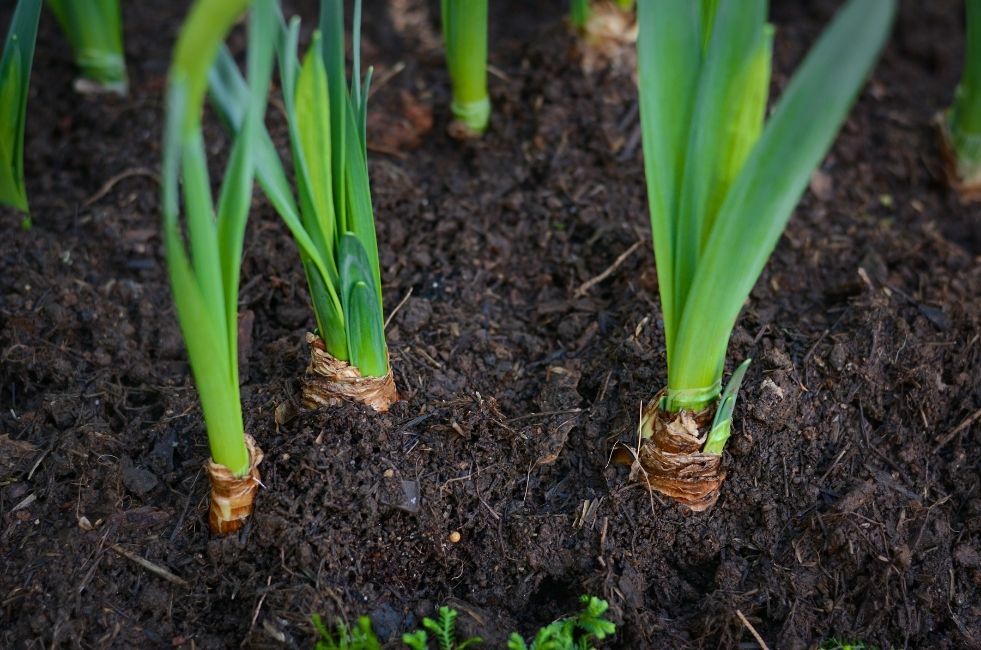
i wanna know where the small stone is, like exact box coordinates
[383,468,395,478]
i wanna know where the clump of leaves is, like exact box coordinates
[402,606,482,650]
[312,615,381,650]
[508,595,616,650]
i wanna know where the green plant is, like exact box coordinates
[631,0,894,509]
[402,606,482,650]
[508,595,616,650]
[208,0,397,411]
[940,0,981,198]
[312,615,381,650]
[819,640,877,650]
[440,0,490,137]
[162,0,274,532]
[0,0,41,218]
[47,0,127,94]
[570,0,590,30]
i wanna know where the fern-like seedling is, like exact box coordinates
[312,614,381,650]
[507,595,616,650]
[402,606,483,650]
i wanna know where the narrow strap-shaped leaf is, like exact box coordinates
[0,0,41,213]
[636,0,702,368]
[672,0,766,350]
[342,96,383,312]
[208,40,343,319]
[702,358,751,454]
[339,233,387,377]
[671,0,895,391]
[161,80,246,474]
[319,0,347,223]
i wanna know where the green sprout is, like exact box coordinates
[312,615,381,650]
[0,0,41,218]
[161,0,274,476]
[209,0,391,383]
[403,606,482,650]
[819,640,877,650]
[633,0,894,505]
[47,0,127,94]
[570,0,590,30]
[508,595,616,650]
[440,0,490,137]
[941,0,981,196]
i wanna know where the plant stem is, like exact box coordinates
[47,0,127,92]
[441,0,490,135]
[570,0,590,29]
[948,0,981,179]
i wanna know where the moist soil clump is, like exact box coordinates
[1,1,979,648]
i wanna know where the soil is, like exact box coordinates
[1,0,979,648]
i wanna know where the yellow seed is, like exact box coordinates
[448,531,461,543]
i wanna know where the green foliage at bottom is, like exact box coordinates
[313,595,615,650]
[507,596,616,650]
[312,615,381,650]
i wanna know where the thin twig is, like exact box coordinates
[384,286,414,329]
[574,240,642,297]
[83,168,159,208]
[110,544,188,587]
[735,609,770,650]
[508,408,583,423]
[932,407,981,453]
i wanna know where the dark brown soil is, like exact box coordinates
[2,1,979,648]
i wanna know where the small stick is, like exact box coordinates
[735,609,770,650]
[508,408,583,423]
[110,544,188,587]
[574,240,642,298]
[932,407,981,453]
[83,168,159,208]
[384,286,414,329]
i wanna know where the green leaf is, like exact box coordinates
[635,0,702,368]
[339,234,387,377]
[672,0,766,341]
[670,0,895,392]
[0,0,41,214]
[47,0,127,90]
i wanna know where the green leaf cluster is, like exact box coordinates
[507,596,615,650]
[440,0,490,135]
[161,0,275,475]
[0,0,41,215]
[47,0,127,93]
[312,615,381,650]
[403,606,482,650]
[637,0,895,420]
[208,0,389,378]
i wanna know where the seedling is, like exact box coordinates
[508,595,616,650]
[939,0,981,200]
[47,0,127,94]
[208,0,397,412]
[312,615,381,650]
[631,0,894,509]
[403,606,482,650]
[0,0,41,219]
[440,0,490,138]
[162,0,274,533]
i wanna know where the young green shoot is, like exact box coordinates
[0,0,41,218]
[312,615,381,650]
[633,0,894,507]
[942,0,981,196]
[440,0,490,137]
[47,0,127,94]
[508,595,616,650]
[570,0,591,31]
[208,0,395,409]
[162,0,274,481]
